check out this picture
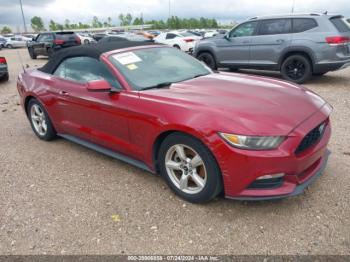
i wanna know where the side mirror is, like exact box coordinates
[32,37,36,41]
[224,34,231,41]
[86,79,112,92]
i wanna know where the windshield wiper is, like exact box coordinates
[140,82,173,91]
[193,73,209,78]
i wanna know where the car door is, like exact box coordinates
[215,21,259,67]
[51,56,135,156]
[34,33,54,55]
[249,19,292,68]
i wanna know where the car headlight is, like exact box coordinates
[219,133,285,150]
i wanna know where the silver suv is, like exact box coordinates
[194,14,350,83]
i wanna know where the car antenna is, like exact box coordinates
[16,49,29,72]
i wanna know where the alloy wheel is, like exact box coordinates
[165,144,207,194]
[30,104,47,136]
[285,59,306,81]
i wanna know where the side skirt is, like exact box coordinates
[59,134,155,174]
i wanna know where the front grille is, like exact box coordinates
[295,122,326,154]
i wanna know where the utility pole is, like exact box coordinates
[291,0,296,13]
[141,12,144,30]
[169,0,171,19]
[19,0,27,33]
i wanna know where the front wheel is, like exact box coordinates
[158,133,223,203]
[197,52,217,70]
[6,44,13,49]
[281,55,312,84]
[28,48,37,59]
[27,99,57,141]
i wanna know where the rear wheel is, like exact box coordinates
[27,99,57,141]
[197,52,217,70]
[158,133,223,203]
[28,48,37,59]
[0,73,9,82]
[281,55,312,84]
[173,45,181,50]
[84,39,90,45]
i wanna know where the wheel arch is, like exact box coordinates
[279,48,316,72]
[151,128,220,174]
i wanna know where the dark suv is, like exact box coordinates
[194,14,350,83]
[27,32,81,59]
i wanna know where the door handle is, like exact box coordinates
[59,90,69,95]
[242,40,250,44]
[276,39,285,43]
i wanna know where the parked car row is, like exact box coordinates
[21,13,350,83]
[0,35,32,49]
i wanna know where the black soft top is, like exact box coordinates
[39,41,158,74]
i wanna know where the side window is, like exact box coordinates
[259,19,292,35]
[53,57,121,88]
[166,33,178,39]
[292,19,318,33]
[230,22,258,38]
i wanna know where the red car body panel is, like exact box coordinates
[17,45,332,200]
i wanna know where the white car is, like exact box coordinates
[154,31,201,53]
[203,30,219,38]
[77,33,95,45]
[5,36,30,48]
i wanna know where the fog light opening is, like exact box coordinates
[257,173,285,180]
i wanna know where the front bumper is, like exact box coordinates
[210,104,332,200]
[227,150,330,201]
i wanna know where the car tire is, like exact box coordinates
[84,39,90,45]
[28,48,37,59]
[281,55,312,84]
[158,132,223,203]
[1,73,9,82]
[197,52,217,70]
[27,99,57,141]
[173,45,181,50]
[6,44,13,49]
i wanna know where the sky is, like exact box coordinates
[0,0,349,31]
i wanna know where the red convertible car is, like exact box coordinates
[17,42,332,203]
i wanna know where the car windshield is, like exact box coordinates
[109,47,212,91]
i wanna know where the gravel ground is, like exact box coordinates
[0,48,349,255]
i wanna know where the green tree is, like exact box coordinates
[31,16,45,32]
[92,16,102,28]
[49,20,57,31]
[1,26,12,34]
[64,19,71,29]
[125,13,133,26]
[107,17,112,27]
[118,14,125,26]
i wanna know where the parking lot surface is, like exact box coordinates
[0,48,349,255]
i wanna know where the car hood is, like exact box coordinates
[140,73,328,136]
